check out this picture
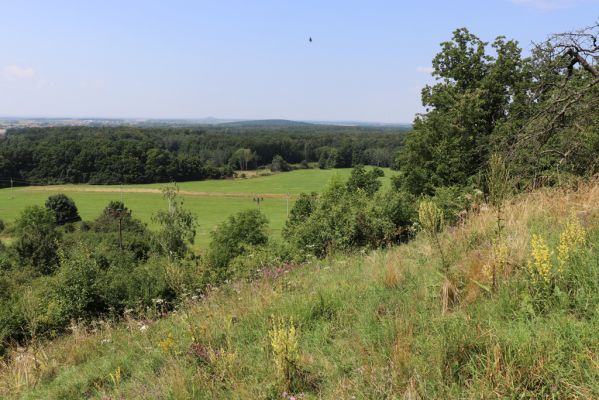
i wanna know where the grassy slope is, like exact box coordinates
[2,182,598,399]
[0,168,391,248]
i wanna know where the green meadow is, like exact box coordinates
[0,168,392,249]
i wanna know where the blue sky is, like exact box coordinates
[1,0,597,123]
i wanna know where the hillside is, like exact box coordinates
[2,181,598,399]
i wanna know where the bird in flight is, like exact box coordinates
[309,37,312,43]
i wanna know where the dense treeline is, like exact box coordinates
[0,125,406,186]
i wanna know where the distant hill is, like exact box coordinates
[216,119,316,128]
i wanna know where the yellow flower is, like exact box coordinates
[269,316,299,387]
[528,234,552,283]
[557,213,586,272]
[158,334,176,353]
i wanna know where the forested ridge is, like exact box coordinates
[0,125,407,186]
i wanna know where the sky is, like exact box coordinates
[1,1,597,123]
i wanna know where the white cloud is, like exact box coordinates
[510,0,579,10]
[416,66,434,74]
[3,64,35,80]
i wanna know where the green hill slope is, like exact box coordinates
[2,182,599,399]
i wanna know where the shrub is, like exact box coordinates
[346,165,384,196]
[0,219,4,233]
[206,208,269,282]
[152,185,197,260]
[15,206,62,274]
[284,175,405,257]
[53,244,106,320]
[282,192,318,239]
[45,194,81,225]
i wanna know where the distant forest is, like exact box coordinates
[0,124,408,186]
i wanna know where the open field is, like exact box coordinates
[0,168,392,249]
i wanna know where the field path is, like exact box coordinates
[20,186,294,199]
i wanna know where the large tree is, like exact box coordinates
[395,29,526,195]
[500,22,599,183]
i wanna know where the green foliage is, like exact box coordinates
[206,208,269,282]
[53,244,105,321]
[317,147,338,169]
[345,165,384,196]
[15,206,61,274]
[44,194,81,225]
[432,185,474,224]
[0,125,405,187]
[93,201,145,233]
[282,192,318,239]
[394,29,526,196]
[229,148,256,171]
[270,154,291,172]
[228,241,303,281]
[152,185,197,260]
[418,199,448,272]
[284,173,399,257]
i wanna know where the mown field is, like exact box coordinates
[0,168,392,249]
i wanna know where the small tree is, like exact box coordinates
[45,194,81,225]
[15,206,62,274]
[152,185,197,260]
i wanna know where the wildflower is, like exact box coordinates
[158,334,176,353]
[269,316,300,390]
[557,213,586,272]
[528,234,552,283]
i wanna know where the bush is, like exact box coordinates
[53,244,106,321]
[346,165,384,196]
[0,219,4,233]
[15,206,62,274]
[206,209,269,282]
[284,178,397,257]
[45,194,81,225]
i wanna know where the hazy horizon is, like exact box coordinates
[2,0,598,123]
